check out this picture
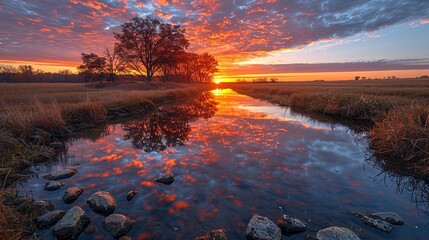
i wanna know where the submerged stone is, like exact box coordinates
[44,167,78,180]
[194,229,228,240]
[369,212,404,225]
[52,206,90,240]
[277,214,308,236]
[83,225,97,234]
[43,181,64,191]
[102,214,134,238]
[63,187,85,204]
[352,212,392,232]
[34,200,55,212]
[316,226,361,240]
[246,215,281,240]
[87,191,116,214]
[126,191,137,201]
[155,173,175,185]
[35,210,66,228]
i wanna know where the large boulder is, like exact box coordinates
[63,187,85,204]
[246,215,281,240]
[102,214,134,238]
[44,168,78,180]
[35,210,66,228]
[194,229,228,240]
[155,173,175,185]
[277,214,307,236]
[52,206,90,240]
[352,212,392,232]
[44,181,64,191]
[316,226,361,240]
[369,212,404,225]
[87,191,117,214]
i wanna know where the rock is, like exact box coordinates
[119,236,132,240]
[316,227,361,240]
[63,187,85,204]
[155,173,175,185]
[352,212,392,232]
[87,191,116,214]
[102,214,134,238]
[277,214,307,236]
[34,200,55,212]
[126,191,137,201]
[44,181,64,191]
[246,215,281,240]
[44,168,78,180]
[35,210,66,228]
[369,212,404,225]
[304,235,317,240]
[52,206,90,240]
[84,225,97,234]
[195,229,228,240]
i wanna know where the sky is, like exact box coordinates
[1,0,429,81]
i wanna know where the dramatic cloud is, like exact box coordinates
[1,0,429,67]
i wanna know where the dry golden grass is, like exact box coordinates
[371,104,429,174]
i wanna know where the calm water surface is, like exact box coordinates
[20,89,429,239]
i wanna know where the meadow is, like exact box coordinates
[225,78,429,178]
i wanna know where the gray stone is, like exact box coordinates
[126,191,137,201]
[246,215,281,240]
[84,225,97,234]
[34,200,55,212]
[316,227,361,240]
[43,181,64,191]
[52,206,90,240]
[155,173,175,185]
[102,214,134,238]
[119,236,132,240]
[277,214,307,236]
[63,187,85,204]
[194,229,228,240]
[353,212,392,232]
[369,212,404,225]
[87,191,116,214]
[44,168,78,180]
[35,210,66,228]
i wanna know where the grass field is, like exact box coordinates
[224,78,429,178]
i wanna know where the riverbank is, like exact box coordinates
[224,79,429,179]
[0,82,214,238]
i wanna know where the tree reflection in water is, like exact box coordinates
[122,92,218,152]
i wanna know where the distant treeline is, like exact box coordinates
[0,65,144,83]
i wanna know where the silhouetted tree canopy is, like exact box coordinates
[114,17,189,81]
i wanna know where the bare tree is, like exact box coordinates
[18,65,34,75]
[114,17,189,81]
[103,47,126,82]
[77,53,106,82]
